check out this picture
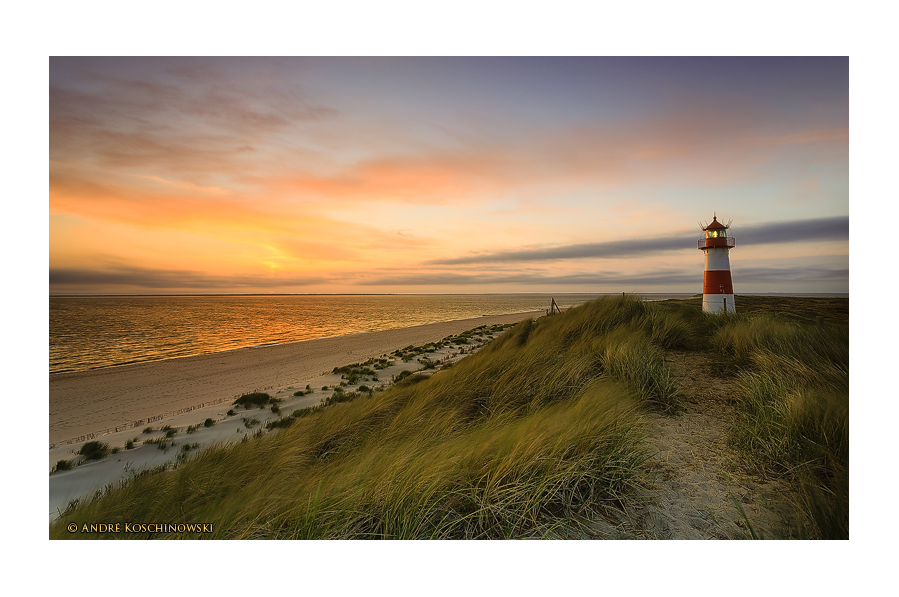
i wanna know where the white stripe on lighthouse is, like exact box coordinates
[702,294,735,313]
[704,247,731,272]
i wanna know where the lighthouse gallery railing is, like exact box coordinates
[698,237,736,249]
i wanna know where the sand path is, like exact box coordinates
[594,350,796,539]
[50,311,543,448]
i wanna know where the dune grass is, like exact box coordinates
[50,296,686,539]
[48,295,848,539]
[713,313,849,539]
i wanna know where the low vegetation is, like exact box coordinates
[233,392,272,409]
[53,459,74,473]
[712,313,849,539]
[49,295,848,540]
[144,436,173,452]
[78,441,109,461]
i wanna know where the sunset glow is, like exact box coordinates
[49,57,849,294]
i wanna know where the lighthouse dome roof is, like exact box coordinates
[704,216,728,230]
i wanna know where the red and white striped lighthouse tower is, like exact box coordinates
[698,215,736,313]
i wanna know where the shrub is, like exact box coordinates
[233,392,272,408]
[54,459,73,473]
[78,441,109,461]
[204,418,216,427]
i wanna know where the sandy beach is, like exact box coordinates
[49,311,544,517]
[50,310,542,448]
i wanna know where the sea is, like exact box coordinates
[49,293,695,375]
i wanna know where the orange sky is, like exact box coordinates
[50,57,848,294]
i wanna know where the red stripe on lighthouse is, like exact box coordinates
[703,270,733,294]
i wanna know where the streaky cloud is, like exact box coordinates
[50,266,327,291]
[427,216,849,265]
[356,265,848,287]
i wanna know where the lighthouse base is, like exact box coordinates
[703,294,736,314]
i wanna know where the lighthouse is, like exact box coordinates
[698,215,736,313]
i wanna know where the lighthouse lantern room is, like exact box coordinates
[698,215,736,314]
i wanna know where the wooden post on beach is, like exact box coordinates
[816,316,824,330]
[550,298,561,315]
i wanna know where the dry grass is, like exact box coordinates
[713,313,849,539]
[48,295,849,540]
[51,297,677,539]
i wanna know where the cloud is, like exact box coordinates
[735,265,848,283]
[428,216,849,265]
[50,58,848,210]
[355,263,848,288]
[355,264,848,287]
[49,265,328,292]
[50,59,338,185]
[356,270,698,287]
[49,167,415,261]
[50,260,849,293]
[737,216,849,245]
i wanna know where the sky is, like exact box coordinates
[49,56,849,295]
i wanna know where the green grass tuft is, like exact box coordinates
[233,392,272,408]
[78,441,110,461]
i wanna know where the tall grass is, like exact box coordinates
[598,328,678,413]
[51,296,684,539]
[714,315,849,539]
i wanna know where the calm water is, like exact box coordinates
[49,294,692,374]
[50,294,616,373]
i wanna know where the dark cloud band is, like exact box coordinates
[428,216,848,265]
[357,265,848,287]
[50,266,326,291]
